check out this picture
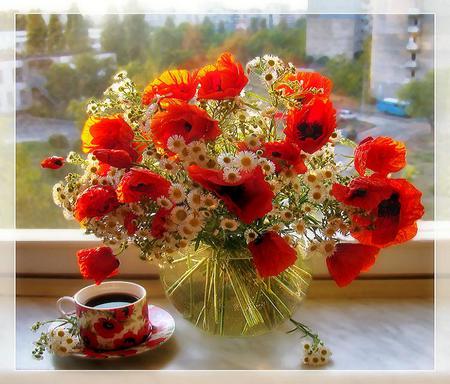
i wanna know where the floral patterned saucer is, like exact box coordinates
[48,305,175,359]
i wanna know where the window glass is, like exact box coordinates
[16,13,434,228]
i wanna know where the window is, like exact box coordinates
[16,13,434,231]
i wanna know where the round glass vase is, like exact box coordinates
[160,242,311,336]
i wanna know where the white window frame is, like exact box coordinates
[11,220,436,279]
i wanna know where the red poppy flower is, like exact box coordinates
[326,243,380,287]
[123,212,138,236]
[81,116,140,161]
[150,208,172,239]
[113,304,134,321]
[79,329,100,350]
[188,165,274,224]
[262,140,307,174]
[74,185,119,222]
[277,71,332,103]
[41,156,64,169]
[354,136,407,177]
[197,52,248,100]
[151,101,220,150]
[116,168,171,203]
[248,231,297,277]
[145,337,167,348]
[77,246,120,285]
[332,176,424,247]
[97,162,111,177]
[92,149,133,169]
[142,69,198,104]
[93,317,124,339]
[284,98,336,154]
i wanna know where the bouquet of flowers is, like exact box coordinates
[40,52,424,363]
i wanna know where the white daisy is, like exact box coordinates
[187,140,206,154]
[244,135,261,150]
[263,70,277,85]
[168,183,186,204]
[295,221,306,234]
[157,196,173,210]
[171,206,189,224]
[223,167,241,183]
[244,229,258,243]
[263,54,282,68]
[259,158,276,175]
[217,153,235,168]
[203,194,219,210]
[234,151,258,171]
[178,224,197,240]
[167,135,186,153]
[187,190,204,209]
[320,240,336,257]
[220,218,239,231]
[280,209,294,222]
[184,213,204,232]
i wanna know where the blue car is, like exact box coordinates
[376,98,410,117]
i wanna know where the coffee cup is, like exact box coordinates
[56,281,151,351]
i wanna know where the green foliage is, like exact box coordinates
[66,99,88,131]
[398,71,434,127]
[16,14,27,31]
[45,63,79,105]
[324,37,371,100]
[65,14,90,53]
[26,14,47,55]
[47,15,65,53]
[48,134,69,149]
[100,15,127,64]
[16,142,78,229]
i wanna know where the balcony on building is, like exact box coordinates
[407,24,420,34]
[406,37,419,51]
[405,60,418,69]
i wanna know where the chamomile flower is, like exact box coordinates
[329,130,342,143]
[320,166,335,181]
[320,240,336,257]
[187,140,206,154]
[244,134,262,150]
[263,54,282,68]
[178,224,197,239]
[245,56,261,74]
[171,206,189,224]
[52,183,65,207]
[157,196,173,210]
[203,194,219,210]
[306,242,322,258]
[234,151,258,171]
[259,158,276,175]
[263,70,277,85]
[194,152,209,166]
[220,218,239,231]
[199,210,212,219]
[187,190,204,209]
[304,171,321,186]
[168,183,186,204]
[185,213,204,232]
[280,209,294,222]
[167,135,186,154]
[223,167,241,183]
[280,167,297,181]
[295,221,306,234]
[301,203,314,215]
[176,239,189,249]
[244,229,258,243]
[159,158,178,173]
[309,187,326,204]
[217,153,235,168]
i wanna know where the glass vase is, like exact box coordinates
[160,243,311,336]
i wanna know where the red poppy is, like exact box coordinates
[142,69,198,104]
[248,231,297,277]
[74,185,119,222]
[77,246,120,285]
[81,116,140,161]
[113,330,139,349]
[145,337,167,348]
[116,168,171,203]
[188,165,274,224]
[151,101,220,150]
[354,136,407,177]
[151,208,171,239]
[113,304,134,321]
[79,329,100,350]
[284,98,336,154]
[41,156,64,169]
[123,212,138,236]
[92,149,133,169]
[93,317,124,339]
[197,52,248,100]
[96,162,111,177]
[262,140,307,174]
[332,175,424,247]
[277,71,332,103]
[326,243,380,287]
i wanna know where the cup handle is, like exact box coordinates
[56,296,76,317]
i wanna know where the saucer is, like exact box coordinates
[48,305,175,359]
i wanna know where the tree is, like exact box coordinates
[47,14,65,53]
[398,71,434,130]
[65,14,90,53]
[123,14,150,63]
[100,15,127,64]
[74,53,116,97]
[26,14,47,55]
[45,63,79,105]
[16,14,27,31]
